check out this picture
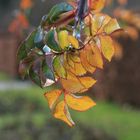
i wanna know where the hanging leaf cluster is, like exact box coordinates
[17,0,121,126]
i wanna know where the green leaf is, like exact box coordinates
[40,15,48,27]
[25,30,37,51]
[44,29,62,52]
[17,30,37,62]
[18,52,38,79]
[29,59,42,87]
[40,59,55,87]
[47,2,74,24]
[17,41,27,62]
[34,27,44,49]
[53,55,67,79]
[42,60,55,81]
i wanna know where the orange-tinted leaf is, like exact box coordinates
[79,77,97,90]
[69,53,81,63]
[80,48,96,73]
[89,0,105,12]
[73,62,87,76]
[103,19,120,35]
[64,53,87,76]
[44,90,62,110]
[99,35,114,61]
[53,101,75,127]
[60,72,85,93]
[86,44,103,69]
[65,94,96,111]
[91,13,111,35]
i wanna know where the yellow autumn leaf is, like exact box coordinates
[78,77,97,93]
[44,90,62,110]
[103,18,121,35]
[69,53,81,63]
[53,101,75,127]
[65,94,96,111]
[58,30,69,49]
[89,0,105,12]
[60,72,85,93]
[79,77,97,89]
[68,35,79,49]
[64,53,87,76]
[85,44,103,69]
[80,48,96,73]
[99,35,115,61]
[91,13,111,35]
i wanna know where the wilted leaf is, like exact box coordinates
[99,35,114,61]
[53,101,75,127]
[44,90,62,109]
[65,94,96,111]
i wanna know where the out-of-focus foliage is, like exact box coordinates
[0,88,140,140]
[17,0,121,126]
[104,0,140,60]
[8,0,33,36]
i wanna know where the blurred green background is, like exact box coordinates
[0,0,140,140]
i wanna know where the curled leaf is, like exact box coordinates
[53,101,75,127]
[44,90,62,110]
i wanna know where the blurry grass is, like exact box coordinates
[0,87,140,140]
[0,72,11,81]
